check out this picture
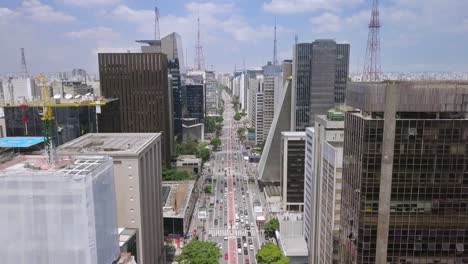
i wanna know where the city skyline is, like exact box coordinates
[0,0,467,75]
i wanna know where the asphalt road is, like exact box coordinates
[203,92,263,264]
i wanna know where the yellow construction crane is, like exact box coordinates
[2,74,115,163]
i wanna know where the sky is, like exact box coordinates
[1,0,468,75]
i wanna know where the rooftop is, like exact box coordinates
[162,180,195,218]
[0,154,107,175]
[58,133,160,156]
[281,131,306,138]
[346,81,468,112]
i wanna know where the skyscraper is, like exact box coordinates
[161,32,185,137]
[98,52,172,167]
[291,40,350,131]
[304,111,345,264]
[340,81,468,263]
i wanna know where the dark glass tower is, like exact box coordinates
[98,52,172,167]
[340,82,468,263]
[292,40,350,131]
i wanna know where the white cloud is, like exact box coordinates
[309,10,368,33]
[310,12,342,32]
[21,0,75,22]
[263,0,363,14]
[0,7,17,23]
[62,0,120,8]
[66,26,119,40]
[185,2,235,15]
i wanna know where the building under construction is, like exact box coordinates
[340,81,468,263]
[162,180,196,237]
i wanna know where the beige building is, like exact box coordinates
[175,155,202,175]
[58,133,164,264]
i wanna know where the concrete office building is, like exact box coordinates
[280,131,306,211]
[162,181,196,236]
[291,40,350,131]
[205,71,219,116]
[258,79,292,184]
[0,155,119,264]
[58,133,165,264]
[98,52,172,167]
[263,76,275,144]
[304,111,345,264]
[340,82,468,264]
[181,118,204,142]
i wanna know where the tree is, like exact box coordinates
[204,184,212,194]
[256,242,289,264]
[234,112,242,121]
[205,117,217,133]
[175,240,221,264]
[176,140,199,156]
[162,169,192,181]
[198,148,211,163]
[264,218,279,238]
[237,127,246,141]
[210,137,221,150]
[215,123,223,136]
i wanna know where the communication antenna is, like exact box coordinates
[154,0,160,40]
[20,48,29,78]
[362,0,382,81]
[273,18,278,65]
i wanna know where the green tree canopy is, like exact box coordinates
[210,137,221,149]
[175,240,221,264]
[264,218,279,238]
[162,169,192,181]
[205,117,217,133]
[234,112,242,121]
[204,184,212,194]
[198,148,211,163]
[175,140,199,156]
[256,242,289,264]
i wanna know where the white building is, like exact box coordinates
[58,133,165,264]
[1,77,37,104]
[0,155,119,264]
[205,71,219,115]
[304,111,344,264]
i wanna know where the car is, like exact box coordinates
[244,211,248,215]
[214,220,218,225]
[208,234,212,239]
[245,220,249,225]
[237,238,241,243]
[242,236,246,242]
[244,249,248,255]
[249,245,254,251]
[248,231,252,236]
[245,260,249,264]
[248,239,252,245]
[218,243,223,249]
[224,253,229,260]
[237,225,240,230]
[243,242,248,248]
[246,226,250,230]
[224,236,228,241]
[238,248,242,255]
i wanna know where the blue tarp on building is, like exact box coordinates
[0,137,45,148]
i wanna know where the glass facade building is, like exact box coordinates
[292,40,350,131]
[340,82,468,263]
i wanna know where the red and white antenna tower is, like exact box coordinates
[194,17,205,71]
[362,0,381,81]
[154,1,160,40]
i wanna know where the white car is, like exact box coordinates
[238,248,242,254]
[218,243,223,249]
[249,245,254,251]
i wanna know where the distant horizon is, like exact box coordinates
[1,0,467,74]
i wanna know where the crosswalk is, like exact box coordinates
[208,228,257,237]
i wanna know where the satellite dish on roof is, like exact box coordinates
[53,94,61,99]
[74,94,81,99]
[65,94,73,100]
